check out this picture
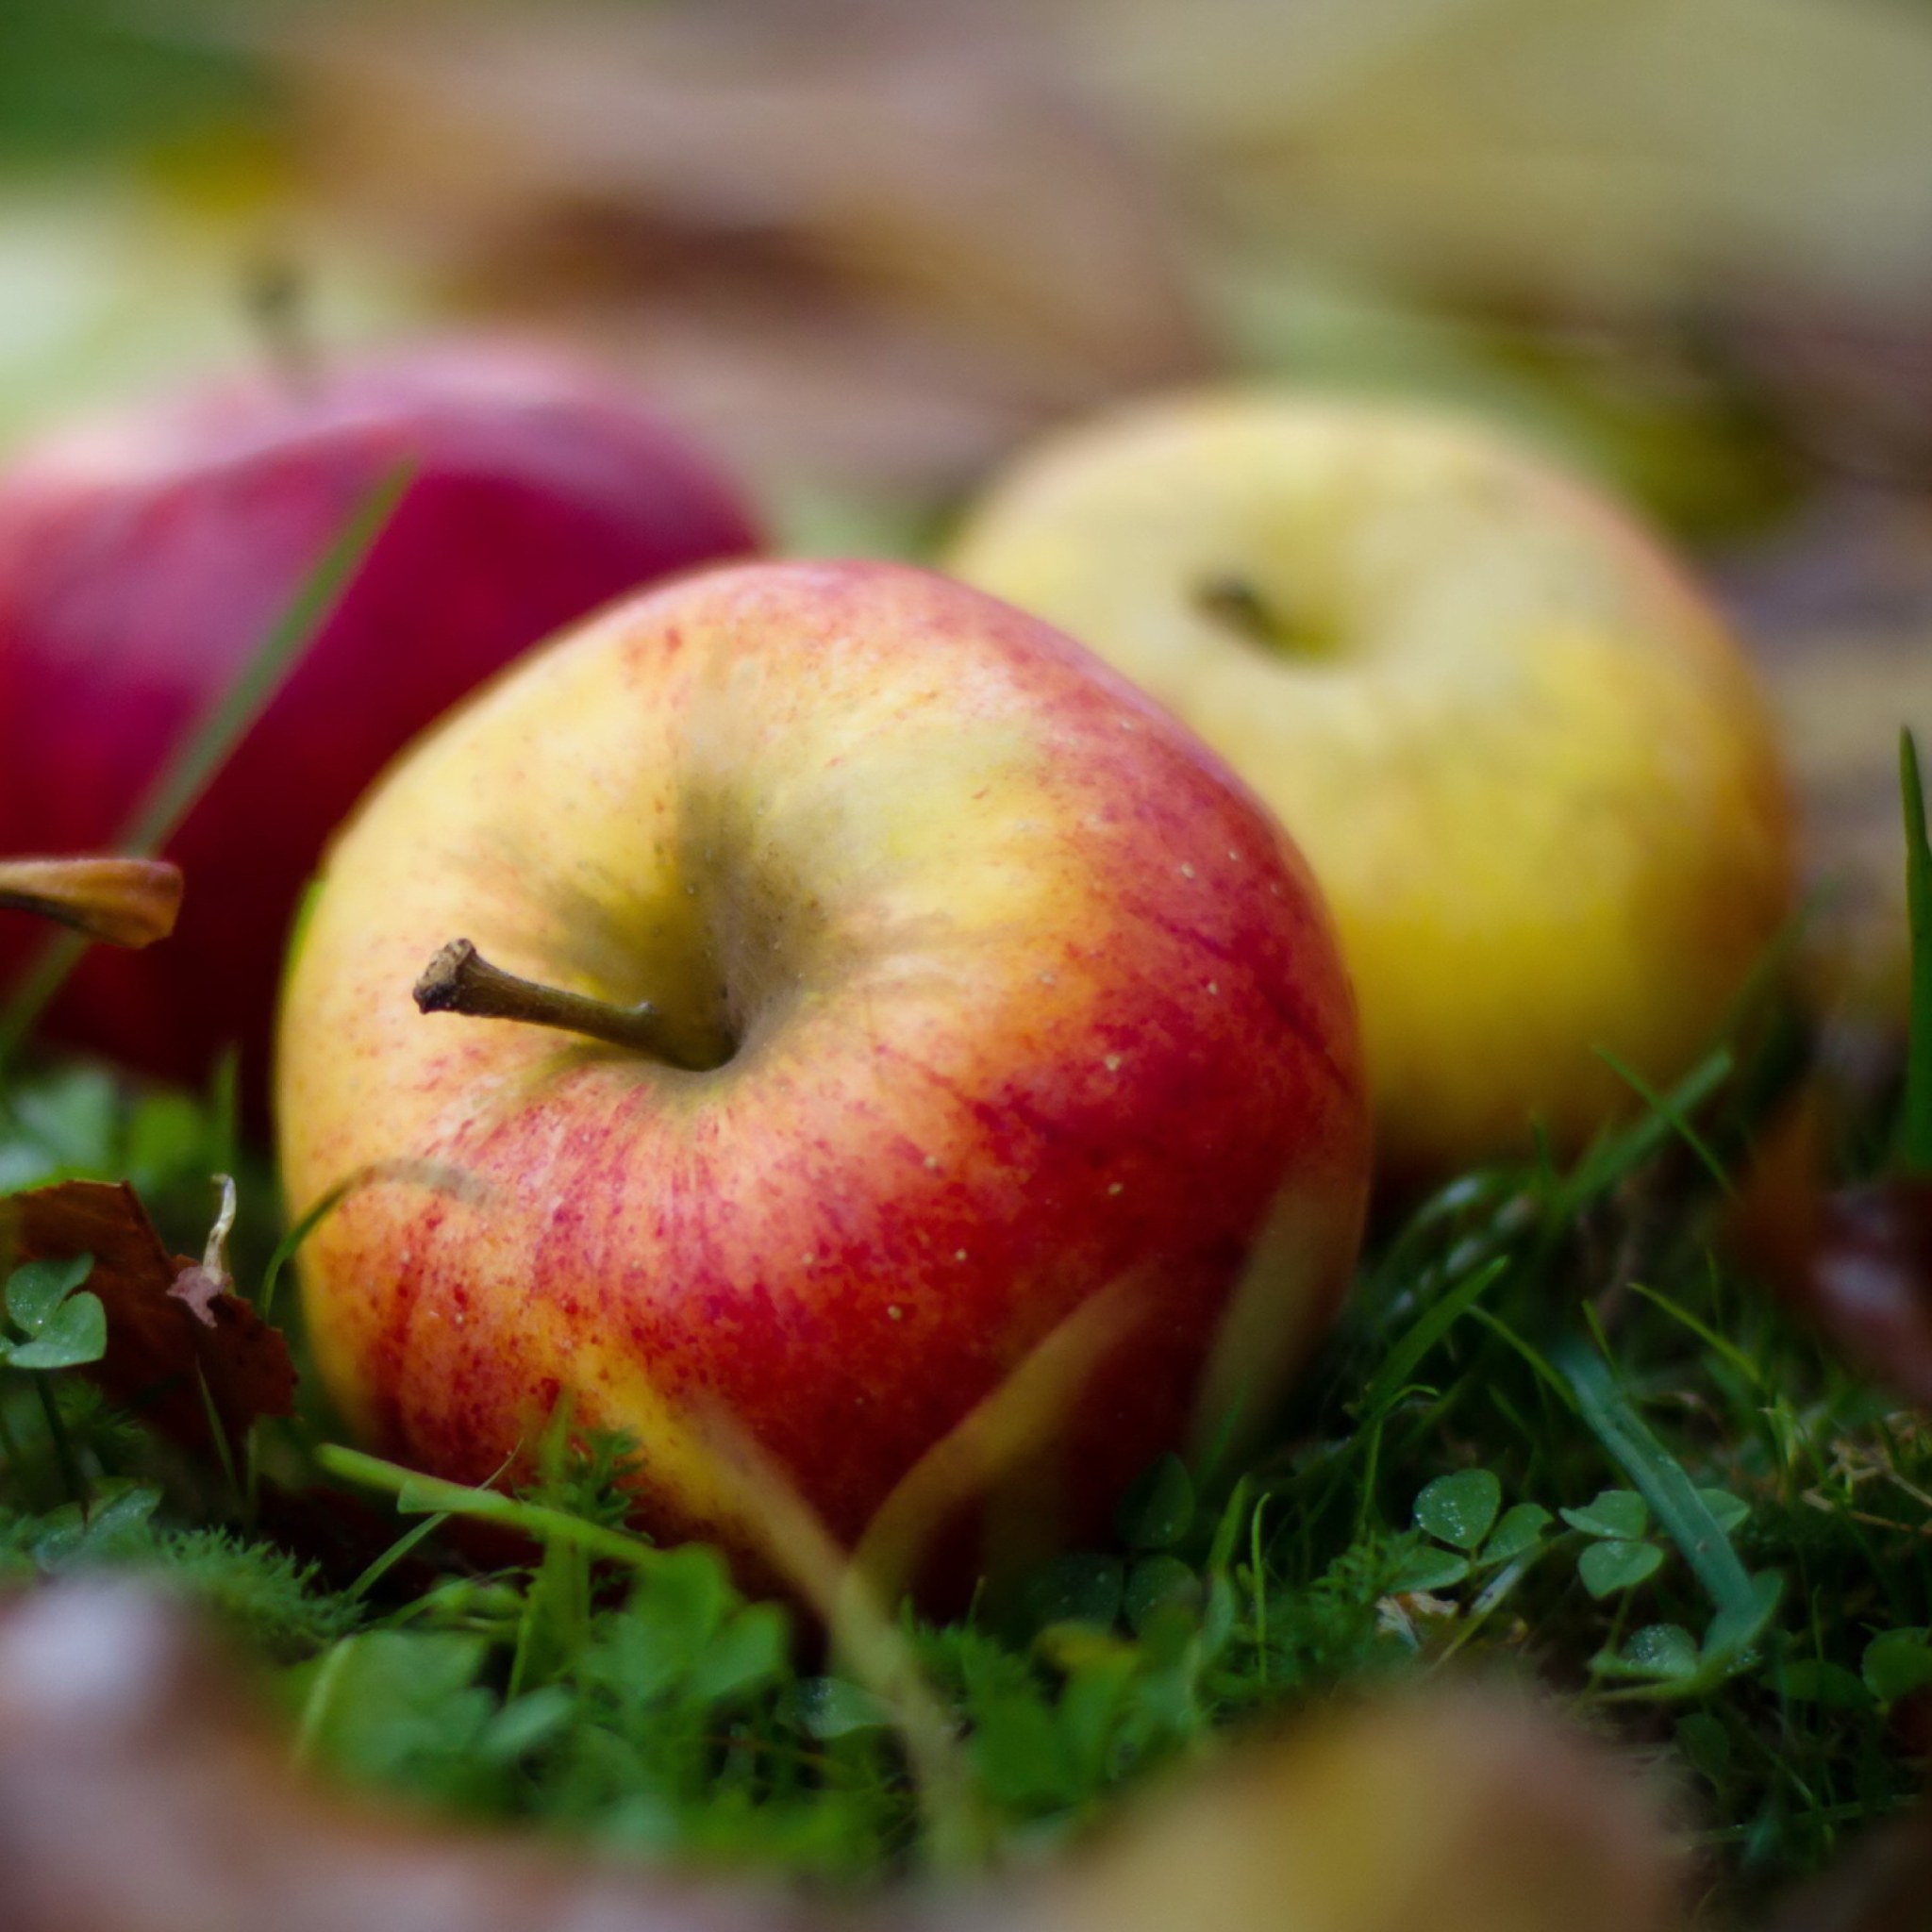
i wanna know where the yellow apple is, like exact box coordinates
[949,393,1796,1179]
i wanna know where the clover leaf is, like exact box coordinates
[1413,1469,1501,1551]
[1863,1629,1932,1705]
[1482,1503,1554,1566]
[1385,1543,1470,1593]
[1618,1623,1700,1681]
[0,1253,105,1371]
[1560,1488,1650,1541]
[1115,1453,1194,1551]
[1405,1471,1551,1591]
[1578,1538,1664,1598]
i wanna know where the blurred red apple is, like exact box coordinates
[0,342,759,1093]
[278,561,1369,1589]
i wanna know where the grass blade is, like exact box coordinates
[1557,1338,1756,1618]
[345,1511,453,1602]
[1902,728,1932,1170]
[259,1174,359,1322]
[1556,1047,1733,1220]
[118,463,415,855]
[1356,1256,1509,1423]
[1593,1046,1734,1194]
[0,464,414,1067]
[316,1442,663,1574]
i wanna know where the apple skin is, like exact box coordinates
[0,342,759,1093]
[948,393,1796,1181]
[277,560,1368,1588]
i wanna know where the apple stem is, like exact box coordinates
[244,251,321,399]
[412,939,724,1071]
[0,857,183,948]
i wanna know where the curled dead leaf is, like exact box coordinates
[1795,1179,1932,1407]
[0,1178,294,1457]
[1729,1087,1932,1407]
[0,856,182,948]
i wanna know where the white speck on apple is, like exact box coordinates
[1180,863,1195,878]
[888,1306,903,1321]
[1108,1182,1124,1195]
[1104,1055,1122,1072]
[1208,981,1219,994]
[924,1155,940,1170]
[955,1249,968,1261]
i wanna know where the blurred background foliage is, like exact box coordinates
[4,0,1932,1014]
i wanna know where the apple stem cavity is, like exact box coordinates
[1195,575,1332,660]
[412,939,728,1072]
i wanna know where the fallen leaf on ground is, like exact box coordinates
[1732,1091,1932,1407]
[0,1582,801,1932]
[1768,1797,1932,1932]
[0,856,182,947]
[0,1178,294,1457]
[1793,1179,1932,1408]
[0,1579,1684,1932]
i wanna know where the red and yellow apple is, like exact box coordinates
[277,560,1368,1586]
[0,341,758,1095]
[948,393,1796,1180]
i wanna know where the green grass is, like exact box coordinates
[0,985,1924,1921]
[0,692,1916,1930]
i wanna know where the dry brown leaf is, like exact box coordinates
[0,1582,802,1932]
[0,1178,294,1457]
[1730,1091,1932,1407]
[1784,1178,1932,1408]
[1767,1800,1932,1932]
[0,857,182,948]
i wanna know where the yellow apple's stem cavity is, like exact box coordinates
[0,857,183,948]
[1195,575,1336,660]
[412,939,731,1072]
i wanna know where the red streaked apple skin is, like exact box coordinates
[278,560,1368,1586]
[0,343,758,1092]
